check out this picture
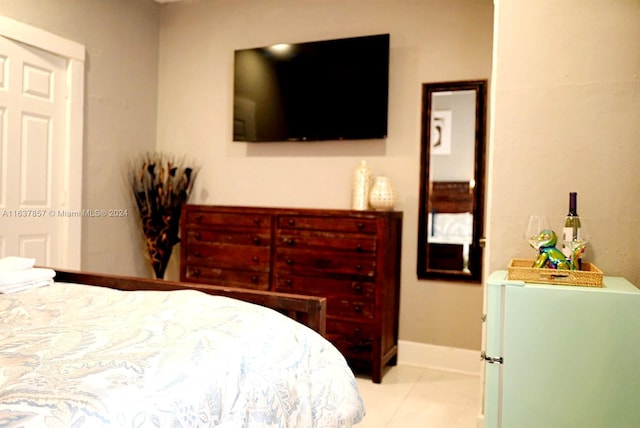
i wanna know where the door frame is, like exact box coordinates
[0,15,85,269]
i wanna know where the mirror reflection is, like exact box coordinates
[417,80,487,282]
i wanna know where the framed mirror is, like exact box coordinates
[417,80,487,282]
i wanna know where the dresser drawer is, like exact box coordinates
[187,210,271,229]
[186,243,270,271]
[274,249,376,278]
[185,228,270,247]
[183,265,269,290]
[278,215,378,234]
[275,275,375,319]
[274,275,374,300]
[277,229,376,253]
[327,296,375,319]
[327,320,375,360]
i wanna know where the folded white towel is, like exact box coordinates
[0,256,36,272]
[0,267,56,293]
[0,278,54,294]
[0,267,56,285]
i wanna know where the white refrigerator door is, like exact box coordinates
[484,271,640,428]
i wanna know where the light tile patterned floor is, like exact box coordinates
[355,365,481,427]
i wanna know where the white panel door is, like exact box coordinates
[0,35,67,267]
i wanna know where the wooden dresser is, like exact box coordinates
[180,205,403,383]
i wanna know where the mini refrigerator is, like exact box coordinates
[483,270,640,428]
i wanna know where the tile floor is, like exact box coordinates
[355,365,482,428]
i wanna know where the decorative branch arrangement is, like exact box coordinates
[128,152,198,279]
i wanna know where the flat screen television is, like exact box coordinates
[233,33,389,142]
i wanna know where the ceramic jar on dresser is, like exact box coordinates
[180,205,403,383]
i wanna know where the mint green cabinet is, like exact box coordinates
[483,270,640,427]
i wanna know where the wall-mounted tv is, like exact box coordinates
[233,33,390,142]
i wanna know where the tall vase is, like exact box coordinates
[149,238,172,279]
[351,160,372,210]
[141,206,182,279]
[369,176,397,211]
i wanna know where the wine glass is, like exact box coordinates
[524,215,551,253]
[564,228,590,270]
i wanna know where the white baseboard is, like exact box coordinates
[398,340,482,376]
[476,414,485,428]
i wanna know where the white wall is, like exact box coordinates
[431,91,477,182]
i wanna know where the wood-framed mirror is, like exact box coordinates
[417,80,488,282]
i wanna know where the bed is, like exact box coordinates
[0,268,366,427]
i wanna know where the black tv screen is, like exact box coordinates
[233,34,389,142]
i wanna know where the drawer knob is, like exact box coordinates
[286,259,294,265]
[194,250,201,258]
[353,284,363,294]
[191,268,200,277]
[355,264,362,271]
[357,222,364,229]
[253,217,261,225]
[253,237,261,245]
[195,232,202,240]
[355,244,363,252]
[354,305,362,313]
[252,256,259,263]
[285,279,293,286]
[354,327,361,334]
[288,219,295,226]
[251,275,258,283]
[286,238,295,246]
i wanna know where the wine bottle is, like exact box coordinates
[562,192,582,264]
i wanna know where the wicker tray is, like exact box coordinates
[507,258,604,287]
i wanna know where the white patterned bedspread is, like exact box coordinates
[0,282,365,427]
[428,212,473,245]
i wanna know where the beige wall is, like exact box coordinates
[0,0,160,277]
[156,0,494,351]
[0,0,493,351]
[488,0,640,289]
[9,0,636,353]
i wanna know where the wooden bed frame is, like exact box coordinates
[54,269,326,336]
[428,181,473,213]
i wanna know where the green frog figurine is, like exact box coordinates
[532,229,571,270]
